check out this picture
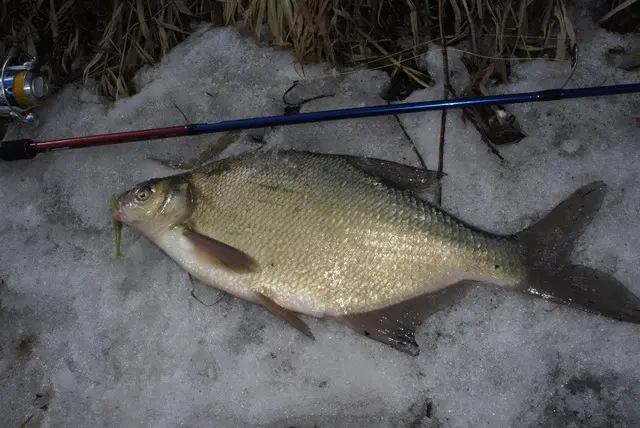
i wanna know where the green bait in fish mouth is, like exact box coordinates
[110,195,123,259]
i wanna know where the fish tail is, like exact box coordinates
[513,181,640,324]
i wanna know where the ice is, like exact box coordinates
[2,5,640,427]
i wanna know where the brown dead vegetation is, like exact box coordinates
[0,0,636,126]
[1,0,591,100]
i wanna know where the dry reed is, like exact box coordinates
[1,0,633,102]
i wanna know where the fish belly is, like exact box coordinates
[154,227,262,304]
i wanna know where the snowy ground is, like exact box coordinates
[1,3,640,427]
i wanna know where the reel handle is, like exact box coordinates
[0,139,37,161]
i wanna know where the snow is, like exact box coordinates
[2,5,640,427]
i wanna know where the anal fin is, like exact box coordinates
[256,293,315,339]
[336,281,471,356]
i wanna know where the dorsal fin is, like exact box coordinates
[344,155,442,194]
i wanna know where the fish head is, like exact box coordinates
[113,175,194,236]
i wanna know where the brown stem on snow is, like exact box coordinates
[394,114,428,171]
[435,0,451,207]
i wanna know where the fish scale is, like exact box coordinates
[178,150,526,316]
[114,149,640,354]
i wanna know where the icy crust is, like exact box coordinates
[1,13,640,428]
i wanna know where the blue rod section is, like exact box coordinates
[189,83,640,135]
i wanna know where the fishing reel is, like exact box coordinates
[1,47,52,123]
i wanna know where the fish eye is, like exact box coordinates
[135,185,152,202]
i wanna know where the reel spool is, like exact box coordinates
[1,47,52,123]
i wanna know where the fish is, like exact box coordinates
[112,149,640,355]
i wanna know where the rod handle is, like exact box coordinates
[0,139,36,161]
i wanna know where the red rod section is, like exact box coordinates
[35,125,189,152]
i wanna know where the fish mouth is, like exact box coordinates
[112,202,124,222]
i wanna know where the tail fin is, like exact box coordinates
[514,181,640,324]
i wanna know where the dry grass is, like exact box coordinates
[0,0,585,102]
[599,0,640,33]
[0,0,221,98]
[222,0,434,88]
[597,0,640,121]
[455,0,576,90]
[80,0,207,98]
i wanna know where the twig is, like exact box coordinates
[435,0,451,207]
[409,398,434,427]
[599,0,639,23]
[173,102,188,123]
[18,414,34,428]
[356,28,432,89]
[282,81,300,102]
[282,81,336,115]
[393,114,428,170]
[190,288,225,306]
[189,274,225,307]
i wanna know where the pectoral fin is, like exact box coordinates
[336,281,471,356]
[345,155,442,193]
[256,293,315,339]
[183,229,259,273]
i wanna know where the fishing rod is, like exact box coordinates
[1,42,639,162]
[2,81,639,162]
